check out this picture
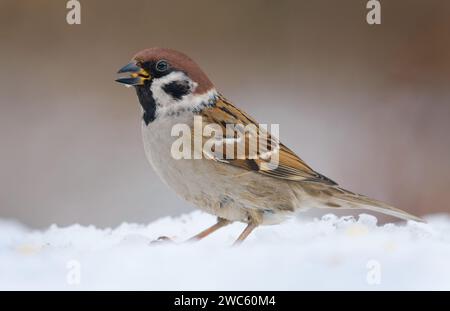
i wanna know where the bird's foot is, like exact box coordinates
[150,235,175,245]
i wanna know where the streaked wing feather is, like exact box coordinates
[200,95,336,185]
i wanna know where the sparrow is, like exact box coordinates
[116,47,423,244]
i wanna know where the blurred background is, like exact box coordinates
[0,0,449,228]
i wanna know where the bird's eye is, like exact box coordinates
[156,60,170,72]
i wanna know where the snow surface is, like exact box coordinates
[1,212,450,290]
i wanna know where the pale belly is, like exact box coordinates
[141,115,300,224]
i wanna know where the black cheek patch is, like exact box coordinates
[162,80,192,100]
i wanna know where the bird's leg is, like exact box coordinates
[188,217,232,242]
[233,222,258,246]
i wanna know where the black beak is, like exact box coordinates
[115,77,145,86]
[117,62,142,74]
[115,62,151,86]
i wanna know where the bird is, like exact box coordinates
[116,47,423,245]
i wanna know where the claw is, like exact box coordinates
[150,236,174,245]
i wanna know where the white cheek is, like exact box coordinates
[150,71,190,107]
[150,71,218,119]
[191,81,198,93]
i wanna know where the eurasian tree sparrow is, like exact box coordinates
[116,48,423,244]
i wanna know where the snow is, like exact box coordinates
[1,212,450,290]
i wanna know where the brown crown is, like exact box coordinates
[133,47,214,94]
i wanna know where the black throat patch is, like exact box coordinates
[135,83,156,125]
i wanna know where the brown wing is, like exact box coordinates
[200,95,337,185]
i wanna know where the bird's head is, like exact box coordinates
[116,48,216,124]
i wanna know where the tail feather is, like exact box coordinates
[337,193,425,222]
[301,182,425,222]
